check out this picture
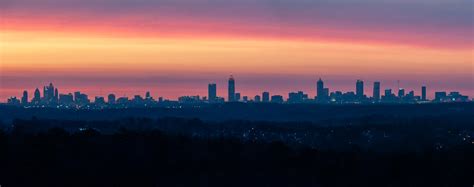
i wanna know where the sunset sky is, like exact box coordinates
[1,0,473,100]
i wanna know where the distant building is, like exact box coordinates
[373,82,380,101]
[145,91,151,99]
[108,94,116,104]
[59,93,74,105]
[382,89,397,102]
[116,97,129,105]
[178,95,201,103]
[271,95,284,103]
[54,88,59,102]
[323,88,329,99]
[95,97,106,106]
[208,83,217,103]
[21,90,28,105]
[435,92,469,102]
[262,92,270,102]
[288,91,308,103]
[384,89,392,97]
[32,88,41,105]
[254,95,261,102]
[74,91,90,105]
[447,92,469,102]
[43,83,56,104]
[235,93,241,101]
[398,89,405,98]
[228,75,235,102]
[242,96,248,102]
[356,80,364,98]
[7,97,20,105]
[434,92,447,102]
[316,78,328,102]
[132,95,145,105]
[421,86,427,101]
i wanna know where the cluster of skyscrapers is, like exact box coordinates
[5,76,471,108]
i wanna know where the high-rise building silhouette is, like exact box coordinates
[43,83,55,103]
[262,92,270,102]
[398,89,405,98]
[421,86,427,101]
[254,95,261,102]
[435,92,447,102]
[373,82,380,101]
[356,80,364,98]
[271,95,284,103]
[317,78,325,102]
[21,90,28,105]
[208,83,217,102]
[59,93,74,105]
[145,91,151,99]
[32,88,41,104]
[384,89,392,97]
[54,88,59,102]
[108,94,116,104]
[228,75,235,102]
[235,93,241,101]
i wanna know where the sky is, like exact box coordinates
[1,0,473,100]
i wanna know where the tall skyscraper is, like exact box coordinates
[32,88,41,104]
[421,86,427,101]
[21,90,28,105]
[262,92,270,102]
[208,83,217,102]
[228,75,235,102]
[54,88,59,100]
[317,78,324,99]
[356,80,364,98]
[316,78,328,102]
[43,83,55,103]
[373,82,380,101]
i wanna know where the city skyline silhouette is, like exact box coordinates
[4,76,471,107]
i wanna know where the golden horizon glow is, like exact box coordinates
[2,30,472,77]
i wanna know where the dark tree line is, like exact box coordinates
[1,118,473,187]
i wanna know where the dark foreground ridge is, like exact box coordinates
[1,111,474,187]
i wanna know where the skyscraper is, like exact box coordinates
[421,86,427,101]
[317,78,324,101]
[373,82,380,101]
[54,88,59,102]
[43,83,55,103]
[32,88,41,104]
[262,92,270,102]
[316,78,329,102]
[228,75,235,102]
[208,83,217,102]
[21,90,28,105]
[356,80,364,98]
